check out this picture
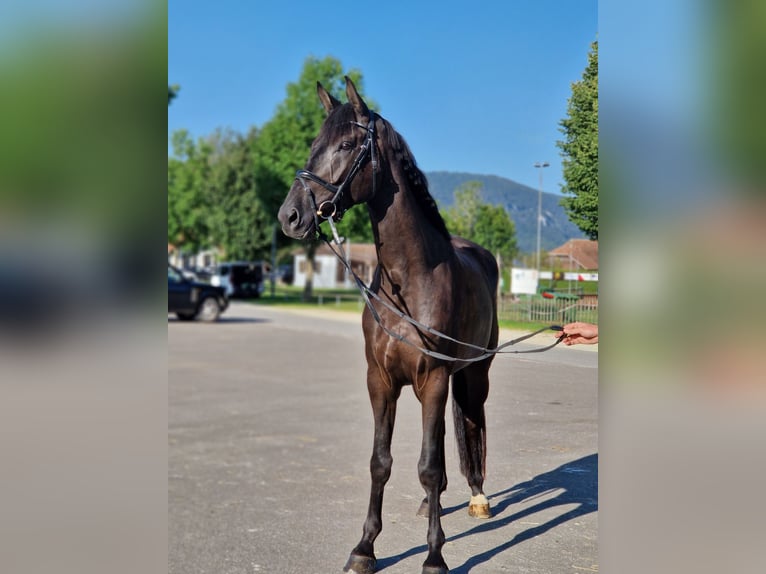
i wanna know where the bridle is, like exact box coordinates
[294,108,565,361]
[294,110,378,233]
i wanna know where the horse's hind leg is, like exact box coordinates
[344,370,399,574]
[451,361,492,518]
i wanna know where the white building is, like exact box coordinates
[293,243,377,289]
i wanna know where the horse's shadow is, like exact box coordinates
[376,453,598,573]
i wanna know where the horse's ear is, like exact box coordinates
[317,81,341,115]
[345,76,369,116]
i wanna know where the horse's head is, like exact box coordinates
[278,77,379,239]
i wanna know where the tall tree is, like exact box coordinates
[713,2,766,187]
[168,127,272,261]
[255,56,375,298]
[205,127,268,261]
[443,180,518,264]
[558,40,598,240]
[473,203,518,264]
[168,129,213,254]
[442,180,484,238]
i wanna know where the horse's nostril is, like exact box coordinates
[288,208,300,226]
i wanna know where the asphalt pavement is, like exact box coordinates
[169,302,598,574]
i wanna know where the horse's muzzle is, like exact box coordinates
[278,204,303,239]
[278,195,316,239]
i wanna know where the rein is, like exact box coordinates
[295,109,564,362]
[320,216,565,363]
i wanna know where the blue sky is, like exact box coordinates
[169,1,597,194]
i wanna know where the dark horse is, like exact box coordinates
[278,78,498,574]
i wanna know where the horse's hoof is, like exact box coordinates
[468,494,492,519]
[416,500,443,517]
[343,553,376,574]
[468,503,492,518]
[422,566,449,574]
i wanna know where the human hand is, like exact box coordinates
[560,322,598,345]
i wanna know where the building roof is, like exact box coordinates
[548,239,598,270]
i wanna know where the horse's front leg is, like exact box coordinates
[418,372,450,574]
[344,370,400,574]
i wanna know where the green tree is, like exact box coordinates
[255,56,375,299]
[168,126,277,262]
[443,180,518,265]
[473,203,518,264]
[442,180,483,238]
[205,127,271,261]
[168,84,179,105]
[558,40,598,240]
[168,129,213,254]
[336,205,374,244]
[713,2,766,188]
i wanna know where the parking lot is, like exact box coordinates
[169,302,598,574]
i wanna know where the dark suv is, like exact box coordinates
[211,261,265,298]
[168,264,228,322]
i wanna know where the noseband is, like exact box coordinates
[295,111,377,231]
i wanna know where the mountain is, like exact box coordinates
[424,171,585,254]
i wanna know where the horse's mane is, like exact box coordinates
[380,116,451,241]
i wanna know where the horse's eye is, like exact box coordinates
[340,141,354,151]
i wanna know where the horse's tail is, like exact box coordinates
[451,368,488,485]
[451,385,474,480]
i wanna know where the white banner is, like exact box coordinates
[510,268,539,294]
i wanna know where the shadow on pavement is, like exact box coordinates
[167,316,271,325]
[376,453,598,573]
[216,317,271,324]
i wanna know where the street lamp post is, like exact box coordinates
[533,161,550,274]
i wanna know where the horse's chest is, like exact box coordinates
[367,321,446,388]
[362,287,454,386]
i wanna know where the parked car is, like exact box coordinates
[210,261,265,298]
[168,264,228,322]
[191,267,213,283]
[180,268,200,282]
[277,263,294,285]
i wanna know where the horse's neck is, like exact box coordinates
[369,179,452,288]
